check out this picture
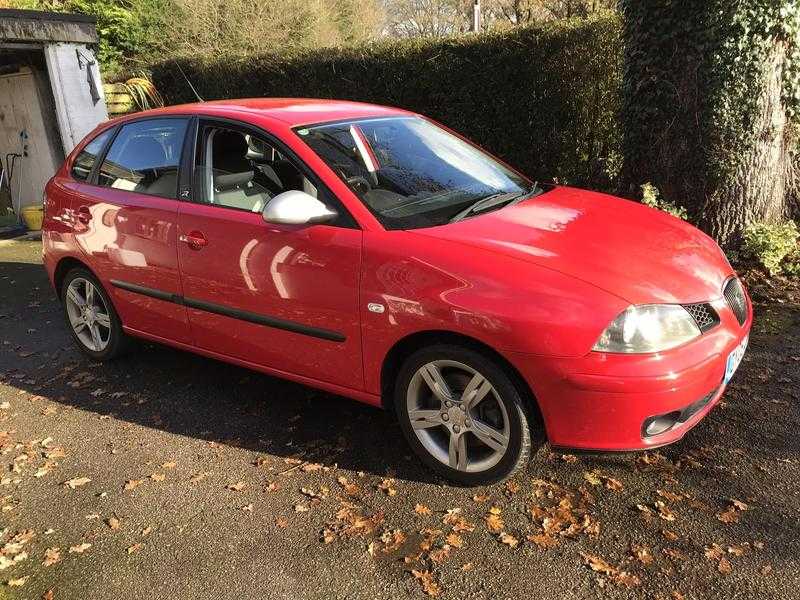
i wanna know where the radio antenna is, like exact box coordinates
[175,61,204,103]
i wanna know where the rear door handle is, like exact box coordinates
[179,231,208,250]
[76,205,91,224]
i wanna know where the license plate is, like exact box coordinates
[724,335,748,385]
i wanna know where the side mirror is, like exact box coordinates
[261,190,338,226]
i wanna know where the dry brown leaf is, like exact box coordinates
[150,472,165,482]
[42,547,61,566]
[124,479,143,491]
[461,562,474,571]
[378,478,397,496]
[655,501,676,521]
[662,529,679,541]
[68,542,91,554]
[107,516,121,530]
[64,477,91,489]
[411,569,441,597]
[663,548,686,561]
[472,494,489,503]
[415,503,432,515]
[7,576,28,586]
[485,506,504,532]
[705,545,724,561]
[717,506,740,524]
[161,461,177,469]
[445,533,463,548]
[527,533,558,548]
[226,481,246,492]
[718,557,732,575]
[275,517,288,528]
[126,543,143,554]
[581,552,617,575]
[631,544,653,564]
[499,532,519,548]
[190,472,210,483]
[429,546,451,564]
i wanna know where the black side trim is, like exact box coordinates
[109,280,345,343]
[110,279,181,304]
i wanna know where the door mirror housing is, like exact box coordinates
[261,190,338,226]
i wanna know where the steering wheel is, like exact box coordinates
[346,175,372,195]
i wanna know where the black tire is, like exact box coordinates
[394,344,534,486]
[61,267,130,361]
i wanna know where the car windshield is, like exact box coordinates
[295,116,533,230]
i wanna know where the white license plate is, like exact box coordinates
[724,335,748,385]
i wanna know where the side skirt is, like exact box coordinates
[121,325,383,408]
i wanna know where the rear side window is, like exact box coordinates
[97,118,188,198]
[71,129,113,182]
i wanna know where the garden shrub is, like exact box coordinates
[743,221,800,276]
[151,15,622,190]
[640,182,688,220]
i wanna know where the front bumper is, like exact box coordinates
[509,292,752,451]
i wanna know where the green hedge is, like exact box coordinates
[151,15,622,190]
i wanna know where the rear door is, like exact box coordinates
[176,119,364,390]
[69,117,193,344]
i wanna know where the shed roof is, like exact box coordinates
[0,8,97,44]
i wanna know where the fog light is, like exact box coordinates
[643,411,680,437]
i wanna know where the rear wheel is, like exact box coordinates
[394,344,533,486]
[61,268,129,361]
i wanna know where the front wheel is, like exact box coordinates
[394,344,534,486]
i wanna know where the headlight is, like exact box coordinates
[593,304,700,353]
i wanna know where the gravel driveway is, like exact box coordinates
[1,239,799,600]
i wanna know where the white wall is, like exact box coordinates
[44,42,107,154]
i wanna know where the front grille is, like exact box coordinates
[723,277,747,326]
[682,302,720,333]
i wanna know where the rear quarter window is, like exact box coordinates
[71,129,114,182]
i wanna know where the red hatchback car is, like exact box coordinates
[42,99,752,484]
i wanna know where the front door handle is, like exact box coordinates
[179,231,208,250]
[76,205,91,224]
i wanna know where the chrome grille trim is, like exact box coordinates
[723,276,747,326]
[682,302,720,333]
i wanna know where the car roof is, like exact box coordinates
[121,98,414,128]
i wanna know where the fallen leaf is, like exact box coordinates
[126,543,143,554]
[226,481,246,492]
[485,507,504,532]
[415,503,432,515]
[499,532,519,548]
[411,569,441,597]
[124,479,143,491]
[631,544,653,565]
[150,472,165,482]
[69,543,91,554]
[527,533,558,548]
[378,478,397,496]
[43,547,61,566]
[190,472,210,483]
[445,533,463,548]
[7,576,28,586]
[107,516,121,530]
[64,477,91,489]
[718,557,732,574]
[161,461,177,469]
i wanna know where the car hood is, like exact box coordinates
[416,187,733,305]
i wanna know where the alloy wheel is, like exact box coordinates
[406,360,510,473]
[65,277,112,352]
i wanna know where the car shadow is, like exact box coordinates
[1,259,448,484]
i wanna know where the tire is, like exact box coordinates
[61,267,129,361]
[394,344,534,486]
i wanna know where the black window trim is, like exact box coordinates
[190,116,359,229]
[83,114,194,201]
[69,125,117,184]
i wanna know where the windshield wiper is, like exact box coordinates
[449,188,540,223]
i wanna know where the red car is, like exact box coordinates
[42,99,752,485]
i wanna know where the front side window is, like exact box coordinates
[97,118,188,198]
[296,116,533,230]
[194,125,317,213]
[71,129,113,181]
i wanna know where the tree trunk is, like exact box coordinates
[699,41,791,247]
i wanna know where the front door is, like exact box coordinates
[177,120,363,390]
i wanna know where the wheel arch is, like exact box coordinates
[379,330,543,427]
[54,256,95,299]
